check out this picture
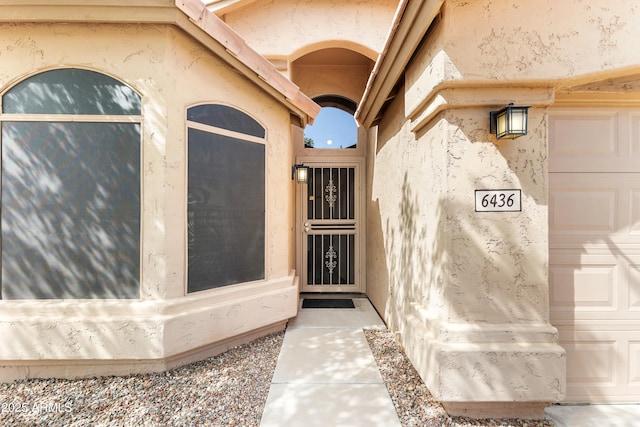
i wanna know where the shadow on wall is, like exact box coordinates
[376,173,551,329]
[381,173,438,334]
[368,108,560,400]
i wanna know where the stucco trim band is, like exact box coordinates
[402,302,566,418]
[0,321,286,383]
[407,86,555,134]
[0,275,298,382]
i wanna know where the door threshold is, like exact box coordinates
[300,292,367,300]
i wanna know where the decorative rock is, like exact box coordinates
[0,329,554,426]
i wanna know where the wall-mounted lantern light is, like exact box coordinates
[490,103,531,140]
[292,163,309,183]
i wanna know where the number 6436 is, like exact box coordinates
[482,193,515,208]
[475,190,521,212]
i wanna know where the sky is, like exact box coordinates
[303,107,357,149]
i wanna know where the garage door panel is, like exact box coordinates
[560,330,638,394]
[631,189,640,235]
[549,110,617,158]
[562,339,617,386]
[550,188,617,233]
[630,341,640,386]
[550,255,617,311]
[550,109,640,173]
[631,112,640,158]
[558,329,640,402]
[550,173,640,245]
[628,264,640,311]
[550,106,640,402]
[550,251,640,321]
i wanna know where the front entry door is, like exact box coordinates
[299,162,363,292]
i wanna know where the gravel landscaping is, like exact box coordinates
[0,329,554,426]
[364,330,555,427]
[0,332,284,427]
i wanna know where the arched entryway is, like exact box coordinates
[289,47,374,295]
[294,95,366,293]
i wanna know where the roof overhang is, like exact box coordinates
[355,0,444,128]
[202,0,256,16]
[0,0,319,126]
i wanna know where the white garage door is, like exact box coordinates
[549,107,640,403]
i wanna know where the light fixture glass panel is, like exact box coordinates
[296,166,309,183]
[496,111,508,138]
[510,109,527,134]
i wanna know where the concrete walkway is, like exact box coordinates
[260,297,640,427]
[260,298,401,427]
[545,404,640,427]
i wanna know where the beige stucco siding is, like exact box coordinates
[363,0,640,414]
[218,0,396,61]
[363,0,579,415]
[0,22,295,298]
[441,106,550,325]
[404,0,640,109]
[368,79,564,409]
[441,0,640,82]
[291,64,373,109]
[369,89,447,332]
[0,22,300,380]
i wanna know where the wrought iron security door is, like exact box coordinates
[301,164,361,292]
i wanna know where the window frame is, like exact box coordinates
[0,67,143,300]
[185,103,268,294]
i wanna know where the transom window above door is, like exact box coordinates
[304,95,357,149]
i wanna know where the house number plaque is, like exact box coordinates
[475,189,521,212]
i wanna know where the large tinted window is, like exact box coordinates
[187,105,265,292]
[0,69,141,299]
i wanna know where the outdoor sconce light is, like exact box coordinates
[490,103,531,140]
[292,163,309,183]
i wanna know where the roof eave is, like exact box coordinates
[355,0,444,129]
[203,0,256,16]
[176,0,319,126]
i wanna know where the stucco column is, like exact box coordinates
[401,105,565,419]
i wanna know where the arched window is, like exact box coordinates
[303,95,358,149]
[0,68,141,299]
[187,104,266,292]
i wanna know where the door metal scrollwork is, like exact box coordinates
[325,178,337,208]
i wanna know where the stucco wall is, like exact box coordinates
[441,0,640,83]
[218,0,396,61]
[369,89,446,334]
[0,22,299,381]
[367,0,640,416]
[369,90,565,417]
[220,0,387,116]
[291,64,372,107]
[404,0,640,108]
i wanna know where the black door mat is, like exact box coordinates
[301,298,355,309]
